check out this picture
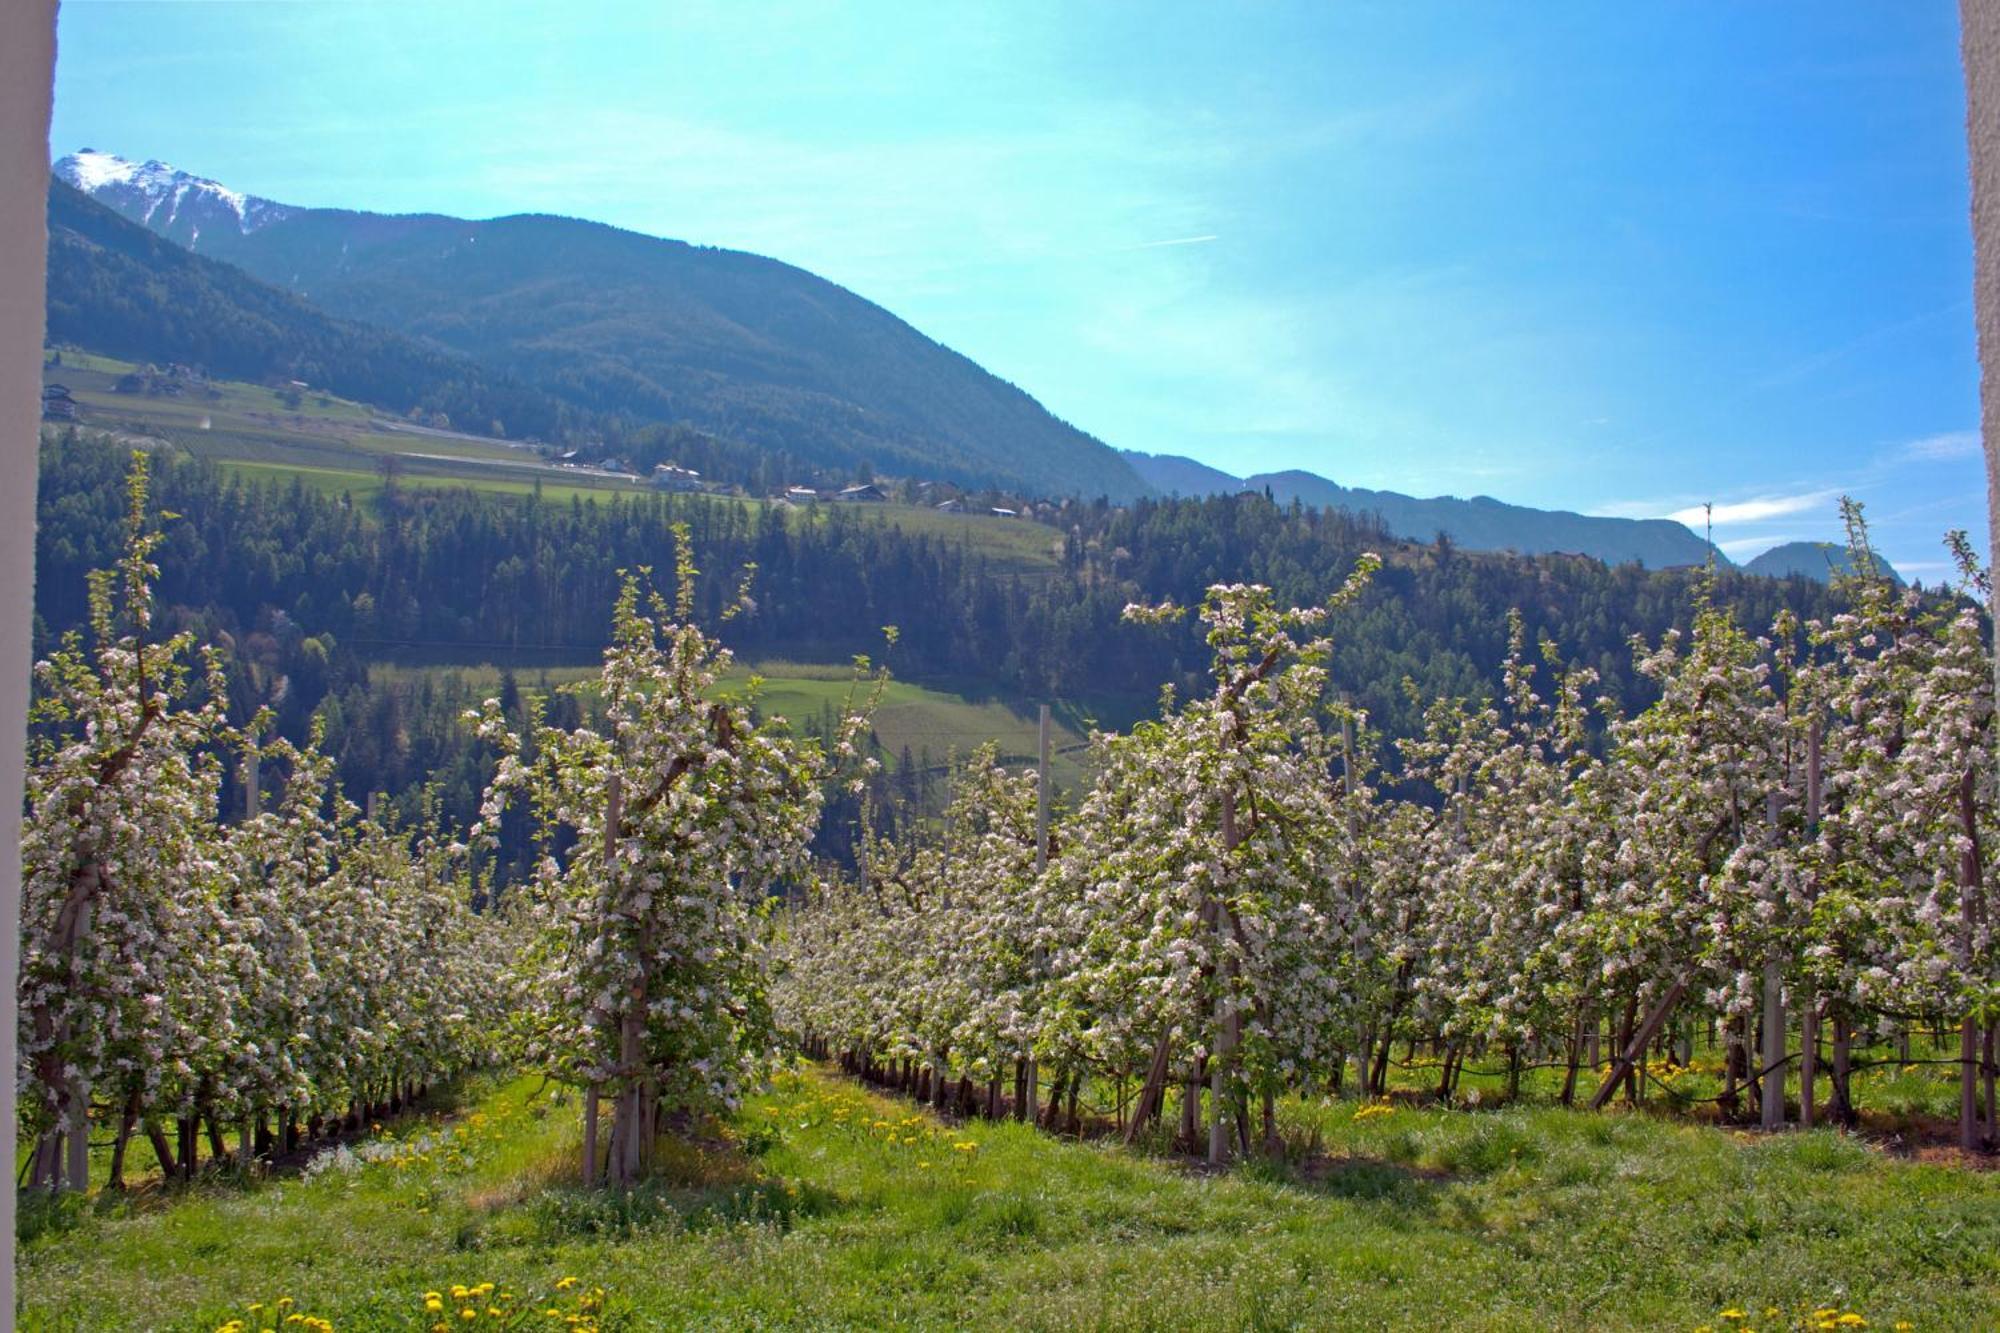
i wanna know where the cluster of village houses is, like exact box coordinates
[566,455,1022,517]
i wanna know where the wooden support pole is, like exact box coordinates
[1208,786,1240,1167]
[1024,704,1050,1125]
[1761,961,1786,1131]
[1589,975,1689,1112]
[1801,716,1822,1130]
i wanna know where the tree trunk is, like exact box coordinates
[145,1119,176,1179]
[1618,996,1640,1106]
[1830,1010,1854,1127]
[1125,1031,1174,1145]
[107,1087,140,1191]
[1560,1009,1584,1107]
[179,1116,199,1179]
[204,1113,228,1163]
[1984,1021,1998,1148]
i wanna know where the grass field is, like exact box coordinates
[364,659,1099,791]
[45,350,1065,577]
[17,1064,1999,1331]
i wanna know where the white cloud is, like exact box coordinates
[1590,495,1699,520]
[1665,490,1839,527]
[1900,429,1980,461]
[1121,234,1218,251]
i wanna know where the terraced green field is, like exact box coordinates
[365,659,1099,792]
[43,350,1064,576]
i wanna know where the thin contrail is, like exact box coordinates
[1124,234,1219,250]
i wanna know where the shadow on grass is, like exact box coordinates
[17,1077,492,1246]
[1278,1152,1450,1210]
[477,1129,850,1244]
[523,1173,846,1241]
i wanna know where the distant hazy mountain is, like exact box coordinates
[1122,450,1250,498]
[1742,541,1902,585]
[1123,451,1720,569]
[55,151,1149,500]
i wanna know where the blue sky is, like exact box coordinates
[50,2,1985,575]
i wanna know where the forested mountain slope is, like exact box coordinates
[36,435,1844,779]
[45,181,583,441]
[56,151,1150,500]
[1743,539,1903,584]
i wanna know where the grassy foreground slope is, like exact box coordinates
[18,1067,1999,1331]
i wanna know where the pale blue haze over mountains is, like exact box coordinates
[48,1,1983,577]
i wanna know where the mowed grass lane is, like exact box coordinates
[18,1067,2000,1330]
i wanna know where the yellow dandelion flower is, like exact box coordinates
[555,1277,579,1290]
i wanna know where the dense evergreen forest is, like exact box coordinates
[34,433,1857,872]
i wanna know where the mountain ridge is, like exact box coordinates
[54,150,1151,501]
[43,179,593,442]
[1742,540,1903,585]
[1123,449,1725,569]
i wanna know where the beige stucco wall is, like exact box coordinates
[1,0,59,1304]
[1967,2,2000,582]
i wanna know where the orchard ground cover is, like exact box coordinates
[18,1064,2000,1331]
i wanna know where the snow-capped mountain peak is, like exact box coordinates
[53,149,291,246]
